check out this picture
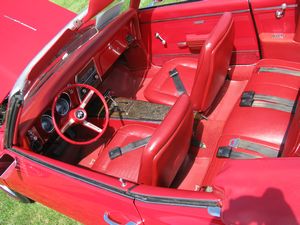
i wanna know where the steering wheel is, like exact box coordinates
[51,83,109,145]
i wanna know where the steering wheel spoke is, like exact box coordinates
[61,118,75,133]
[52,83,109,145]
[80,90,94,108]
[82,120,103,133]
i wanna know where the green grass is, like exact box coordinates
[50,0,88,13]
[0,191,80,225]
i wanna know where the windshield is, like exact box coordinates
[18,0,129,101]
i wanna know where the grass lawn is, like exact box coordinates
[0,191,80,225]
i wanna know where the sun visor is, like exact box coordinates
[83,0,114,23]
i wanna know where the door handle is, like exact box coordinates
[103,212,137,225]
[155,32,167,46]
[275,3,287,19]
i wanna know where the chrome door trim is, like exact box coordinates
[8,147,220,209]
[253,4,297,12]
[141,9,250,24]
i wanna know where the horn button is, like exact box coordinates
[74,108,87,122]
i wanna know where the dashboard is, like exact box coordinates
[23,10,138,152]
[26,60,103,152]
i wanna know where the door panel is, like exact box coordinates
[132,185,222,225]
[251,0,300,62]
[2,148,142,225]
[139,0,260,65]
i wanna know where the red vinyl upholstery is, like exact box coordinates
[223,59,300,148]
[204,59,300,186]
[282,103,300,157]
[92,95,194,186]
[144,12,234,112]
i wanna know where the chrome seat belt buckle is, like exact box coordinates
[240,98,254,107]
[109,147,122,160]
[241,91,255,100]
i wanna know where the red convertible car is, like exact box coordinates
[0,0,300,224]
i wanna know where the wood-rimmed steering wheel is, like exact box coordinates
[51,83,109,145]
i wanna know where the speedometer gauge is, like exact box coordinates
[56,97,70,116]
[40,115,54,133]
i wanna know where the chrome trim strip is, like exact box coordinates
[259,67,300,77]
[153,53,196,57]
[8,147,219,208]
[194,20,205,24]
[152,50,258,57]
[253,4,297,11]
[131,193,220,208]
[141,9,250,24]
[0,185,20,199]
[232,49,259,53]
[3,15,37,31]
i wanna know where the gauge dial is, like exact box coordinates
[55,97,70,116]
[40,115,54,133]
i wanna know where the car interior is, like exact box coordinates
[16,0,300,192]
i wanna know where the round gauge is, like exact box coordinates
[40,115,54,133]
[55,97,70,116]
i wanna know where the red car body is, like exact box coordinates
[0,0,300,224]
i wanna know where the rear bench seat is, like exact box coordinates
[220,59,300,157]
[203,59,300,185]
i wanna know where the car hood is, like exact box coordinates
[0,0,76,103]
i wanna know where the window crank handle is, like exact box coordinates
[155,32,167,45]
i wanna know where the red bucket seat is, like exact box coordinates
[144,12,234,112]
[92,95,194,187]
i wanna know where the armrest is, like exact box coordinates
[177,34,209,51]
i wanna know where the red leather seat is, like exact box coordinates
[222,58,300,147]
[144,12,234,112]
[252,59,300,90]
[92,95,194,187]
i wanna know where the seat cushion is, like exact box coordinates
[144,57,198,107]
[144,13,234,112]
[92,124,155,183]
[251,59,300,90]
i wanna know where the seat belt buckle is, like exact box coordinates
[217,146,232,158]
[169,68,179,78]
[109,147,122,160]
[241,91,255,100]
[240,98,254,107]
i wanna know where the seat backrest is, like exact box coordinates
[191,12,234,112]
[282,102,300,157]
[138,94,194,187]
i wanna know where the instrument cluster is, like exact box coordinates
[27,60,101,152]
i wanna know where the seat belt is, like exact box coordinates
[109,134,206,159]
[109,136,151,160]
[259,67,300,77]
[169,68,187,95]
[217,138,279,159]
[241,91,294,107]
[217,146,261,159]
[240,91,296,113]
[229,138,279,158]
